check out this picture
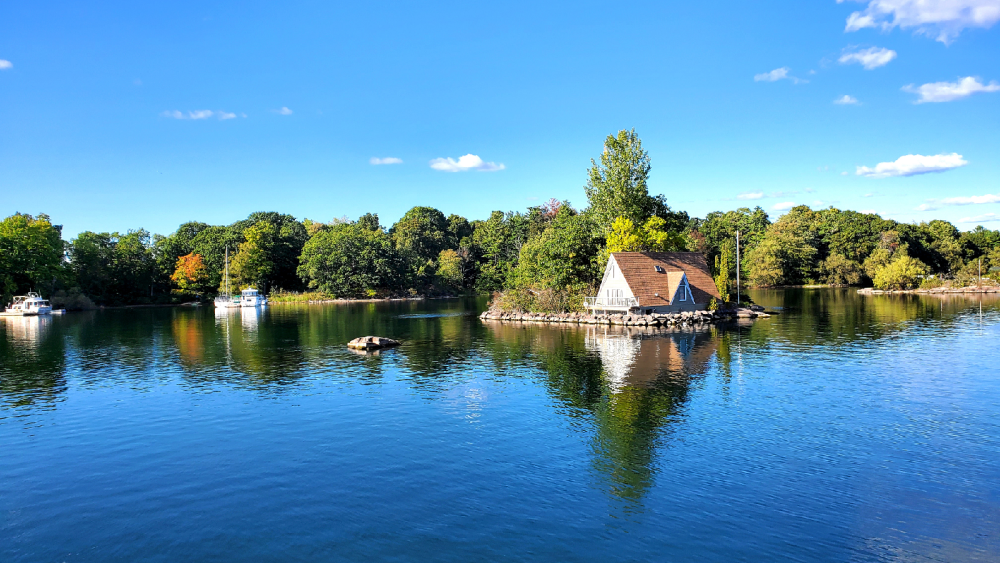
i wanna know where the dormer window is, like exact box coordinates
[654,265,665,273]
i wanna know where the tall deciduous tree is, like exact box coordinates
[584,129,656,231]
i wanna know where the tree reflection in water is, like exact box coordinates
[481,321,722,508]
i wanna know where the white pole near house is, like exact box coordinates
[736,230,741,306]
[979,257,982,288]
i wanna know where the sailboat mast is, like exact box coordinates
[225,246,230,297]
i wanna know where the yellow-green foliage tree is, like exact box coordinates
[171,253,209,295]
[229,222,278,291]
[435,249,464,293]
[873,254,929,290]
[606,216,686,253]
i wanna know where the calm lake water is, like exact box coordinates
[2,289,998,562]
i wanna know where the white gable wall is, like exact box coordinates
[598,255,635,300]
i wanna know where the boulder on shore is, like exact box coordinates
[348,336,401,350]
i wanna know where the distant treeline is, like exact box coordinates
[2,129,998,309]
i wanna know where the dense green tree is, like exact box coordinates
[0,213,66,300]
[391,207,450,264]
[693,206,770,279]
[357,213,381,232]
[472,210,534,292]
[298,223,405,297]
[69,229,159,305]
[821,253,864,286]
[446,214,473,249]
[744,222,817,287]
[509,206,602,290]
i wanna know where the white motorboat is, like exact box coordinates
[215,247,242,310]
[2,292,53,316]
[240,288,267,307]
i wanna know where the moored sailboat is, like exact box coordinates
[214,247,241,309]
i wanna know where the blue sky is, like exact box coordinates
[1,1,998,238]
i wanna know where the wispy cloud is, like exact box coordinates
[838,46,897,69]
[902,76,1000,103]
[941,193,1000,205]
[841,0,1000,44]
[161,109,241,120]
[834,94,861,105]
[856,153,968,178]
[370,157,403,165]
[737,191,764,200]
[274,107,293,115]
[773,201,797,211]
[0,59,11,70]
[754,67,807,83]
[429,154,505,172]
[916,192,999,211]
[958,212,1000,223]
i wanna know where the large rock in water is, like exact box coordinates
[348,336,401,350]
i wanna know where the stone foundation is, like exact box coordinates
[479,307,768,327]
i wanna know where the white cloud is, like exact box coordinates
[940,193,1000,205]
[773,201,797,210]
[0,59,11,70]
[856,153,968,178]
[754,67,807,83]
[902,76,1000,103]
[915,203,939,211]
[841,0,1000,44]
[429,154,505,172]
[737,191,764,200]
[370,157,403,165]
[755,67,789,82]
[160,109,238,120]
[863,192,874,197]
[838,46,897,69]
[958,212,1000,223]
[834,94,861,104]
[275,107,293,115]
[841,171,849,175]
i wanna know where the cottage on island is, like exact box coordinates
[585,252,721,315]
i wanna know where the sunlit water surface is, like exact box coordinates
[2,289,998,562]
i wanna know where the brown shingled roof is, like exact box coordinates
[611,252,721,306]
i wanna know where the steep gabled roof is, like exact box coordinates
[610,252,721,306]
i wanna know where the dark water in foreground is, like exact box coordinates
[2,289,998,562]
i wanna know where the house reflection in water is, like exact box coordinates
[584,325,719,391]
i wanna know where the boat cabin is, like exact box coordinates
[585,252,720,314]
[4,292,53,316]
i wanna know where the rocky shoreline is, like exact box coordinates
[479,307,769,327]
[857,286,1000,295]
